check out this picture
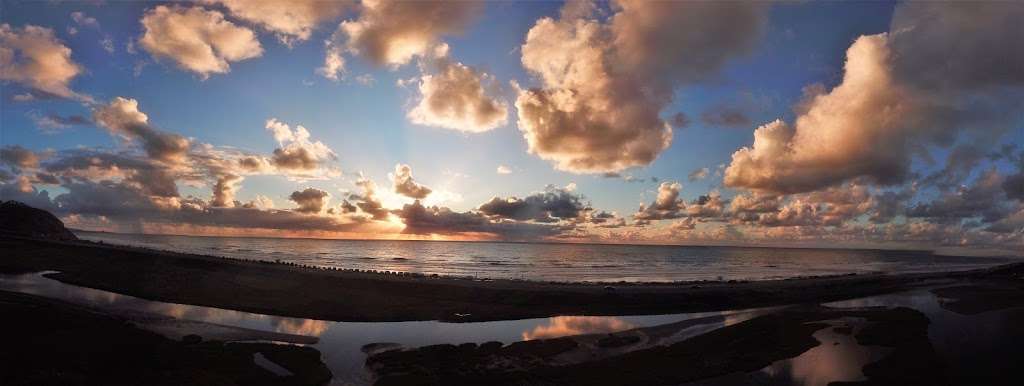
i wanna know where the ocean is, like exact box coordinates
[76,231,1013,283]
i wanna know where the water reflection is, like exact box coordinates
[522,316,635,340]
[760,320,886,386]
[11,272,1017,385]
[0,272,720,385]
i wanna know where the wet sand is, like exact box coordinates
[2,235,1021,322]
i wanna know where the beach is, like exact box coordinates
[3,235,1020,323]
[4,234,1024,385]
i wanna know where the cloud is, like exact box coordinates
[29,112,91,133]
[289,187,330,213]
[317,43,346,80]
[907,169,1011,224]
[348,177,389,221]
[203,0,352,45]
[496,165,512,175]
[633,181,685,221]
[390,163,432,199]
[478,185,587,223]
[264,118,337,172]
[0,24,88,100]
[93,97,191,164]
[407,49,508,133]
[333,0,483,67]
[139,5,263,78]
[700,104,752,128]
[515,0,767,173]
[688,167,709,182]
[1,145,42,169]
[725,2,1024,195]
[71,12,99,29]
[100,37,114,53]
[396,199,558,238]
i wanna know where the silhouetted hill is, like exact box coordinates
[0,201,77,241]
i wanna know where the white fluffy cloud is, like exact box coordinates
[725,2,1024,194]
[0,24,87,100]
[93,97,191,164]
[204,0,351,45]
[264,118,337,172]
[407,48,508,133]
[515,0,767,173]
[335,0,483,67]
[390,163,432,199]
[140,5,263,78]
[520,1,770,173]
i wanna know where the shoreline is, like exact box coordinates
[3,235,1023,322]
[71,230,1017,284]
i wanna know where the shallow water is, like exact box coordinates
[4,272,1022,385]
[0,272,749,385]
[76,231,1012,282]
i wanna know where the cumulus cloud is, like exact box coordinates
[0,24,87,100]
[290,187,330,213]
[515,0,767,173]
[1,145,41,169]
[725,2,1024,194]
[390,163,432,199]
[203,0,352,45]
[397,199,557,238]
[478,185,587,223]
[140,5,263,78]
[333,0,483,67]
[265,118,337,172]
[93,97,191,164]
[633,182,685,221]
[348,177,389,221]
[407,49,508,133]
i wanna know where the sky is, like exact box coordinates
[1,0,1023,254]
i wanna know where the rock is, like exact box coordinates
[0,201,78,241]
[181,334,202,344]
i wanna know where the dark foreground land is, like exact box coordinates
[3,234,1024,386]
[0,290,332,386]
[2,235,1022,322]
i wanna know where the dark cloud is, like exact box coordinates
[289,187,329,213]
[921,144,987,190]
[0,145,40,169]
[907,169,1012,224]
[700,104,752,128]
[688,167,709,182]
[272,146,319,170]
[478,185,586,223]
[669,112,690,130]
[348,178,389,221]
[93,97,190,164]
[391,163,432,199]
[397,200,557,238]
[1005,173,1024,201]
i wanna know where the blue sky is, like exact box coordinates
[1,1,1022,252]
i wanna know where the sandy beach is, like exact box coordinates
[3,235,1021,323]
